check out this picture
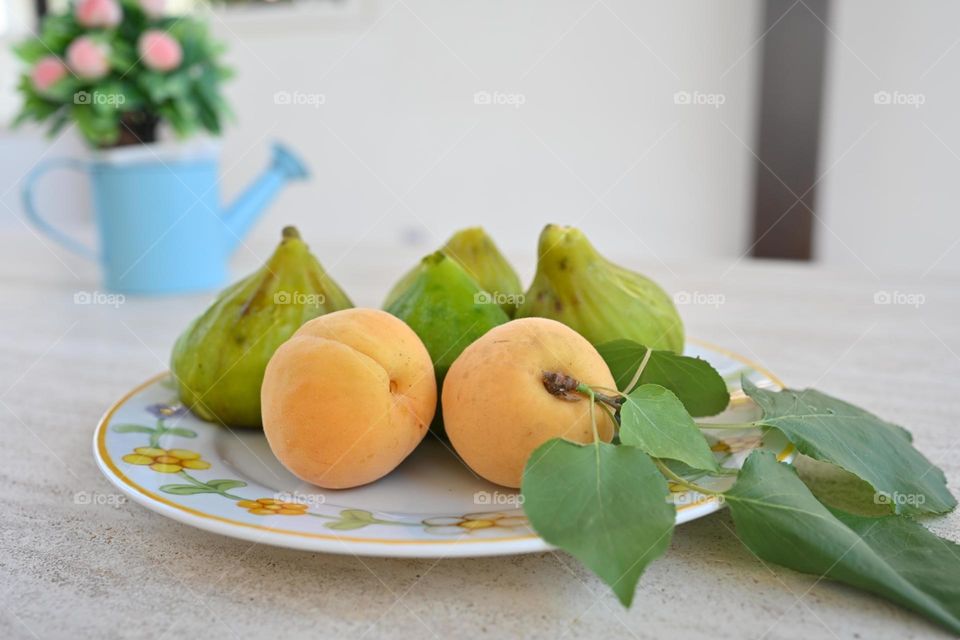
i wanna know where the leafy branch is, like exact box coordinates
[518,339,959,634]
[725,452,960,635]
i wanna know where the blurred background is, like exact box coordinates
[1,0,958,284]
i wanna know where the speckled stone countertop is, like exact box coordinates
[2,234,958,639]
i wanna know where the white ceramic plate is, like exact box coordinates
[93,338,794,558]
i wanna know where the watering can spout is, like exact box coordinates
[222,142,308,251]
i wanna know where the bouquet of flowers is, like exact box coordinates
[13,0,232,147]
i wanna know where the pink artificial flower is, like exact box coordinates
[66,37,111,79]
[138,30,182,72]
[138,0,166,19]
[31,56,68,93]
[75,0,122,28]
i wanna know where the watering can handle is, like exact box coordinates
[21,158,98,260]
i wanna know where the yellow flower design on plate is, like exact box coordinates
[122,447,211,473]
[422,512,528,536]
[237,498,309,516]
[709,434,763,454]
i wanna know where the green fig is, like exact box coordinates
[171,226,353,427]
[384,251,509,432]
[516,224,684,353]
[441,227,524,316]
[384,227,523,316]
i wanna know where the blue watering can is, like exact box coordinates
[22,141,308,294]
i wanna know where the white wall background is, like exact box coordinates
[209,0,764,262]
[818,0,960,276]
[0,0,762,274]
[6,0,960,281]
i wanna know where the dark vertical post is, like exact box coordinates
[750,0,830,260]
[36,0,49,23]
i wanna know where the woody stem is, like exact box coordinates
[541,371,623,411]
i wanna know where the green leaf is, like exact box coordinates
[522,438,675,606]
[36,14,79,52]
[742,377,956,515]
[40,76,81,104]
[47,112,72,137]
[108,40,137,73]
[159,484,213,495]
[597,340,730,416]
[726,451,960,635]
[158,98,199,138]
[619,384,718,471]
[92,81,134,115]
[833,511,960,627]
[193,76,225,134]
[205,479,246,491]
[12,39,50,64]
[71,103,119,146]
[13,77,65,126]
[112,424,155,434]
[138,71,191,103]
